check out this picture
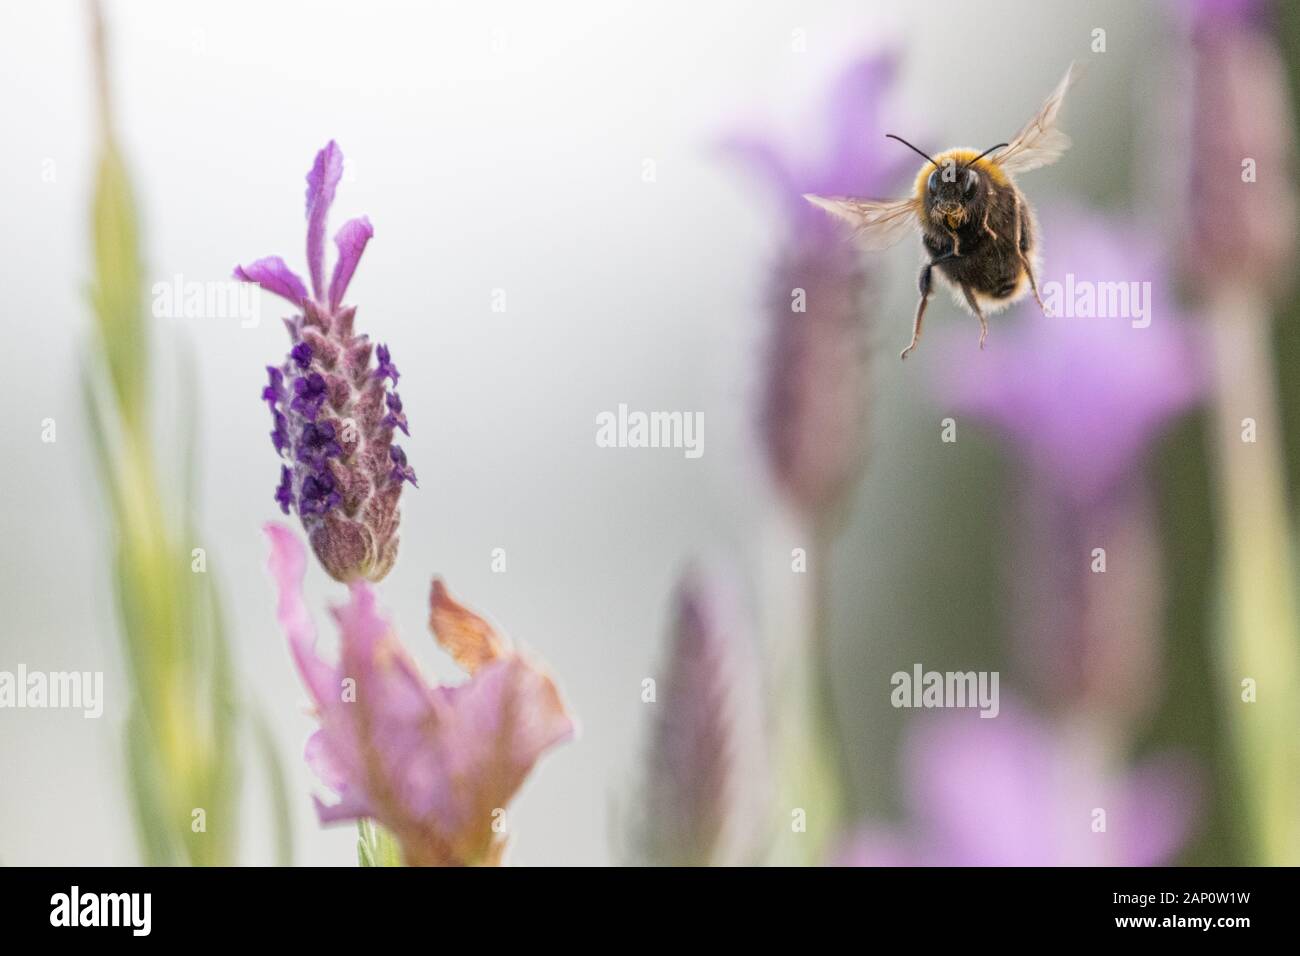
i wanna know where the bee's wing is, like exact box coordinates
[801,194,919,251]
[993,64,1077,176]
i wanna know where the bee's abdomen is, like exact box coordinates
[935,237,1022,295]
[991,274,1021,298]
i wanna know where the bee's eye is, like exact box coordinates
[927,170,939,195]
[964,168,978,194]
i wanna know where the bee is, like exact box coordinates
[805,65,1076,360]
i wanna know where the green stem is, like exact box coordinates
[809,518,853,817]
[357,820,404,867]
[1206,283,1300,865]
[769,512,848,864]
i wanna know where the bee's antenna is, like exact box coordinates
[963,142,1010,168]
[885,133,940,169]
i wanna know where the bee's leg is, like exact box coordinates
[1011,194,1050,317]
[981,207,998,241]
[902,265,933,361]
[1019,253,1049,316]
[961,284,990,350]
[902,252,957,361]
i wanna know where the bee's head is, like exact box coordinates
[925,163,983,223]
[885,135,1008,227]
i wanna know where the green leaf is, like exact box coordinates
[125,706,178,867]
[251,707,295,867]
[89,143,147,433]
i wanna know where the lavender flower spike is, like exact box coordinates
[237,141,412,582]
[723,52,904,519]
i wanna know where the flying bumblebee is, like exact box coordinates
[805,65,1077,360]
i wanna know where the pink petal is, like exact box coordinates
[264,523,333,707]
[428,578,509,674]
[305,140,344,302]
[312,789,374,824]
[233,256,309,308]
[328,216,373,311]
[434,656,575,849]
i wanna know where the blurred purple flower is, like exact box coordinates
[238,142,413,582]
[723,53,904,234]
[837,702,1201,866]
[724,53,904,518]
[939,208,1206,505]
[1177,0,1296,295]
[1182,0,1270,28]
[267,524,574,866]
[937,210,1205,718]
[635,564,765,866]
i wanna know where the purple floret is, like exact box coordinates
[299,469,342,515]
[389,444,418,487]
[291,372,328,421]
[291,341,313,370]
[373,344,399,385]
[297,420,343,464]
[382,391,410,436]
[275,465,294,515]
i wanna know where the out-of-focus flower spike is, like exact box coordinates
[722,53,899,521]
[761,237,870,518]
[635,564,765,866]
[1175,0,1300,865]
[720,50,899,861]
[1182,0,1296,295]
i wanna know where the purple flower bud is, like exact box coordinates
[236,141,413,582]
[297,421,342,465]
[270,412,290,456]
[261,366,284,406]
[373,343,400,385]
[389,443,418,487]
[274,465,293,515]
[299,470,342,516]
[290,341,313,369]
[290,372,328,421]
[382,391,410,436]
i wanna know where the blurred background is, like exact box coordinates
[1,0,1297,865]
